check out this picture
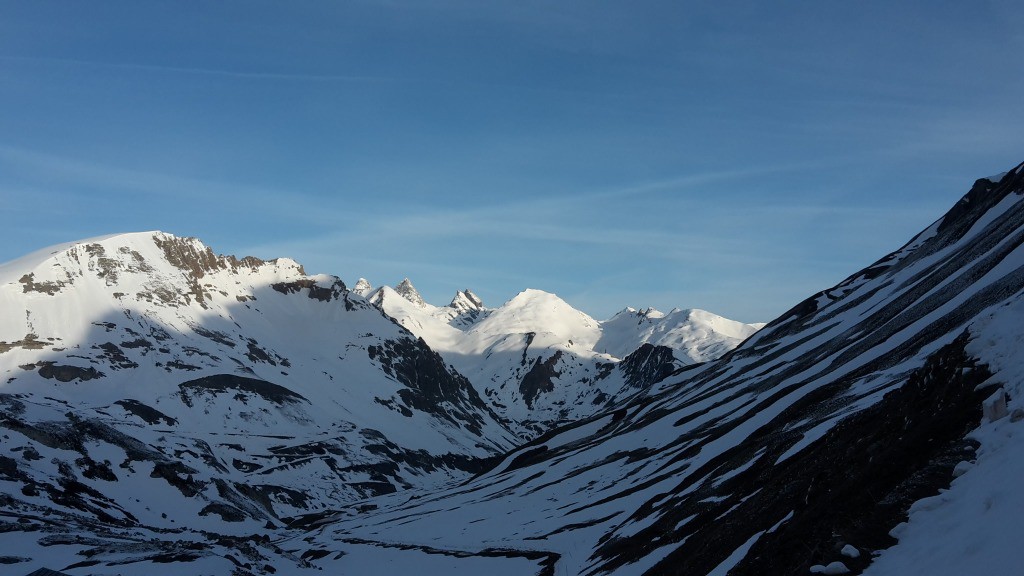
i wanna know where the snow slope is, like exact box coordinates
[598,306,759,362]
[287,163,1024,575]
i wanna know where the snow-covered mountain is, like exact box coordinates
[0,232,518,531]
[365,280,760,436]
[7,160,1024,576]
[599,306,762,362]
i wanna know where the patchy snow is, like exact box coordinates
[707,530,765,576]
[0,231,133,284]
[864,291,1024,575]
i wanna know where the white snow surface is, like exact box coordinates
[599,306,759,361]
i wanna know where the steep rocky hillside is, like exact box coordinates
[293,162,1024,575]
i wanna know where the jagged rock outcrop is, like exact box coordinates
[449,289,484,314]
[394,278,426,307]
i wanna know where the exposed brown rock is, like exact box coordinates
[19,273,66,295]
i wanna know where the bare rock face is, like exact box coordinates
[617,343,678,389]
[367,336,501,438]
[519,351,562,409]
[153,233,278,279]
[394,278,426,307]
[19,273,66,295]
[270,278,348,302]
[32,361,105,382]
[150,233,303,308]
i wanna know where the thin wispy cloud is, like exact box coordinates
[0,145,361,226]
[0,55,395,83]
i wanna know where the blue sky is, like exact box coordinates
[2,1,1023,322]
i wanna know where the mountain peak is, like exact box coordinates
[639,306,665,319]
[450,289,484,313]
[607,306,664,323]
[508,288,561,304]
[353,278,374,296]
[474,289,601,347]
[395,278,426,307]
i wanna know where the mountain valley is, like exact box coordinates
[2,162,1024,575]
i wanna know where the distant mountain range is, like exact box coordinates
[363,277,760,435]
[2,160,1023,575]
